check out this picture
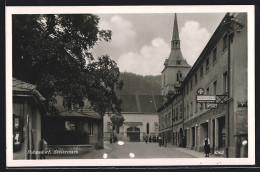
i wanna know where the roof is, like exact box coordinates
[54,101,102,119]
[13,78,46,102]
[120,95,164,113]
[172,13,180,41]
[58,109,102,119]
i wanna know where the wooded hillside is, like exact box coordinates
[116,72,162,95]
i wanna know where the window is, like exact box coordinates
[206,58,209,71]
[187,105,189,118]
[190,102,193,116]
[176,108,178,120]
[173,109,175,122]
[195,98,198,112]
[177,71,183,81]
[200,66,203,78]
[200,103,204,110]
[146,123,150,134]
[195,73,198,84]
[213,48,217,63]
[213,81,217,95]
[223,72,228,93]
[169,113,172,125]
[163,73,166,86]
[180,104,183,119]
[89,122,94,135]
[184,107,186,119]
[223,35,227,52]
[187,84,189,94]
[190,79,193,90]
[206,87,210,95]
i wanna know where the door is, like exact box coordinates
[127,127,140,142]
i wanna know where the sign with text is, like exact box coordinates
[196,95,216,103]
[238,102,247,107]
[205,103,218,109]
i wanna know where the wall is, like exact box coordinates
[104,113,159,141]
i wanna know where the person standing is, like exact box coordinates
[204,138,210,157]
[159,136,162,147]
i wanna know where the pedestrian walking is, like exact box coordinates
[158,136,162,147]
[145,136,148,143]
[204,138,210,157]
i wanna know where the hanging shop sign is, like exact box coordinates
[196,95,216,103]
[205,103,218,109]
[238,102,247,107]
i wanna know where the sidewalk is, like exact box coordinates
[172,147,224,158]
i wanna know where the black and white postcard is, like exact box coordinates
[6,5,255,167]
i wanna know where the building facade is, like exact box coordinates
[42,95,104,151]
[158,13,248,158]
[13,78,46,160]
[104,95,163,142]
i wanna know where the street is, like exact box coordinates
[46,141,198,159]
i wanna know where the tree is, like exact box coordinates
[109,113,125,132]
[12,14,122,115]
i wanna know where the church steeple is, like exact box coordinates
[161,13,191,96]
[171,13,180,50]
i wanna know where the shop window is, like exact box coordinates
[200,103,204,110]
[65,121,76,131]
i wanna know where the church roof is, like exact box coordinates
[167,49,190,67]
[120,95,163,113]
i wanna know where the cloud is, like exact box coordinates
[180,21,210,65]
[99,15,137,48]
[117,38,170,76]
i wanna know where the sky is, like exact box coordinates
[91,13,226,76]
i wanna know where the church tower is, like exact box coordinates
[161,13,191,96]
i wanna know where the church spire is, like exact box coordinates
[171,13,180,50]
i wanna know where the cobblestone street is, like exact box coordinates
[46,141,221,159]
